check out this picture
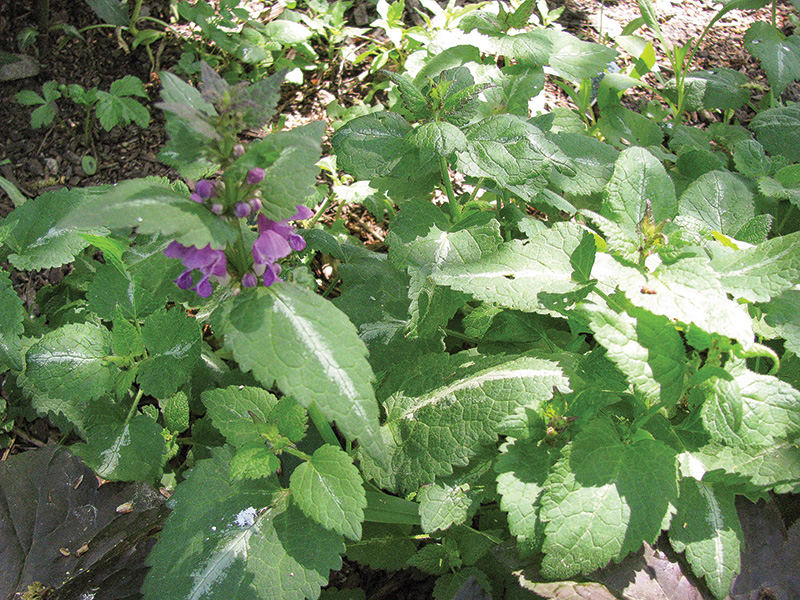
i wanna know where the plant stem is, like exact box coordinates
[125,388,145,424]
[776,203,797,235]
[439,156,460,222]
[307,195,332,228]
[282,445,313,462]
[307,402,341,448]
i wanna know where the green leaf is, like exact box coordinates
[87,256,181,321]
[240,68,286,128]
[0,187,109,270]
[456,114,573,187]
[679,171,755,236]
[714,231,800,303]
[230,444,281,480]
[664,68,750,111]
[30,103,57,129]
[539,419,678,578]
[290,444,366,540]
[112,309,145,358]
[73,413,166,482]
[745,22,800,97]
[733,139,777,179]
[138,308,202,399]
[84,0,130,26]
[142,447,345,600]
[593,254,754,349]
[387,213,503,338]
[25,322,118,403]
[694,440,800,493]
[213,284,386,467]
[601,146,677,237]
[202,385,305,447]
[579,303,685,405]
[109,74,147,97]
[495,439,556,554]
[161,390,190,433]
[14,89,45,105]
[431,221,595,315]
[158,70,216,116]
[668,480,742,599]
[0,270,25,372]
[597,104,664,149]
[346,523,418,571]
[407,121,468,156]
[761,289,800,355]
[368,352,568,493]
[546,132,619,196]
[545,29,618,83]
[331,111,421,180]
[235,122,325,222]
[60,178,238,249]
[750,103,800,162]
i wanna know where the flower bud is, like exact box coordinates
[246,167,265,185]
[190,192,203,203]
[242,272,258,288]
[233,143,245,157]
[196,179,215,199]
[211,203,224,215]
[248,197,262,212]
[234,202,251,218]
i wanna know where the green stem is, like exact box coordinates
[125,388,145,424]
[282,445,313,462]
[439,155,460,222]
[776,203,797,234]
[307,402,341,448]
[321,273,341,299]
[468,178,486,204]
[129,0,144,34]
[307,196,332,228]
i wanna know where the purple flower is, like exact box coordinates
[164,241,228,298]
[250,205,312,287]
[242,272,258,288]
[247,168,265,185]
[234,202,251,218]
[196,179,215,199]
[190,192,203,203]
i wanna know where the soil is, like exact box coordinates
[1,1,798,599]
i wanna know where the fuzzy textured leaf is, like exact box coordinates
[668,480,741,599]
[593,254,754,349]
[142,447,344,600]
[290,444,366,540]
[679,171,754,235]
[456,114,573,186]
[540,419,678,578]
[369,352,568,493]
[73,413,166,482]
[744,22,800,97]
[213,284,386,467]
[0,187,109,269]
[602,146,677,236]
[714,230,800,303]
[24,322,118,403]
[138,308,202,399]
[61,178,237,249]
[432,221,595,315]
[580,303,685,405]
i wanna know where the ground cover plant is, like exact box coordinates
[1,1,800,599]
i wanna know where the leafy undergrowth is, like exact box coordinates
[3,1,800,600]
